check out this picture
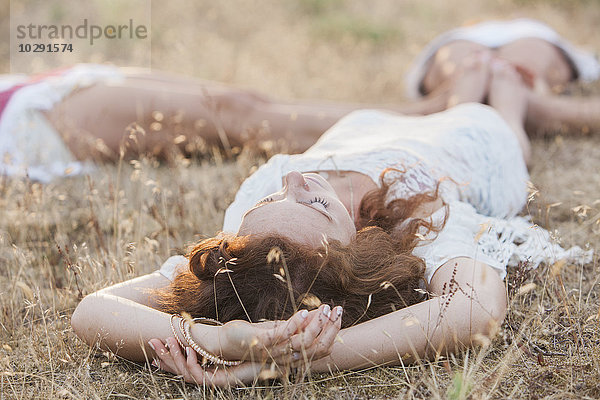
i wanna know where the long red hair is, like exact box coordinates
[157,169,444,328]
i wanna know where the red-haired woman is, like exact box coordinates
[71,60,591,386]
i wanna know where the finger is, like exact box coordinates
[302,308,325,323]
[311,306,343,360]
[185,347,232,386]
[296,304,331,349]
[150,339,178,374]
[213,362,265,387]
[149,338,169,357]
[148,339,164,369]
[260,309,310,348]
[269,304,334,363]
[166,337,189,378]
[252,309,311,361]
[283,305,342,364]
[185,348,260,387]
[185,347,212,386]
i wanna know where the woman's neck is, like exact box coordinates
[318,170,444,223]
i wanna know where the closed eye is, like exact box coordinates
[308,196,329,209]
[245,196,332,222]
[257,197,274,205]
[299,198,332,221]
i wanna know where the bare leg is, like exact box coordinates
[488,61,531,165]
[46,77,341,160]
[124,69,453,116]
[445,52,491,107]
[495,38,573,91]
[526,92,600,135]
[422,41,492,93]
[45,70,456,161]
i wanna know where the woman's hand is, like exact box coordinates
[222,304,343,365]
[148,304,343,386]
[149,337,264,387]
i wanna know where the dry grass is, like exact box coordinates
[1,0,600,398]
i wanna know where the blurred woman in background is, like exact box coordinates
[405,18,600,138]
[3,19,599,182]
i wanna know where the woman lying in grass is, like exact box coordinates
[71,58,591,386]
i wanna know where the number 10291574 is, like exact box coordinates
[18,43,73,52]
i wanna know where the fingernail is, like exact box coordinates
[322,304,331,318]
[331,306,342,321]
[186,347,191,357]
[337,306,343,317]
[300,309,308,318]
[292,352,301,361]
[148,341,156,351]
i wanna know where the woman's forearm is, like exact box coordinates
[311,295,465,371]
[72,293,173,362]
[72,293,226,362]
[312,259,507,372]
[71,271,227,363]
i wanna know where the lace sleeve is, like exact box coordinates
[412,201,506,282]
[413,201,593,283]
[383,162,458,204]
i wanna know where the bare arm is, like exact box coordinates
[311,257,507,371]
[71,270,335,370]
[71,271,224,363]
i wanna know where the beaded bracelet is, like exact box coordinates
[192,316,223,326]
[169,314,187,349]
[176,314,243,367]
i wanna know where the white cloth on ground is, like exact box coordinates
[158,255,188,281]
[405,18,600,99]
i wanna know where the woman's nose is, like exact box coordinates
[284,171,310,191]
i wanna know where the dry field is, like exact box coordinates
[0,0,599,398]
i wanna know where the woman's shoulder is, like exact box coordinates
[411,200,507,282]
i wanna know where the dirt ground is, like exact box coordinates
[0,0,599,398]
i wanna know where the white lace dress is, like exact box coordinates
[220,103,592,283]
